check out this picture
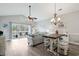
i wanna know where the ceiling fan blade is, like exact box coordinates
[32,17,38,19]
[28,16,37,20]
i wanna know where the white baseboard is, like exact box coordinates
[69,33,79,46]
[69,42,79,45]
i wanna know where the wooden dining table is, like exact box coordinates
[42,34,67,55]
[43,34,67,39]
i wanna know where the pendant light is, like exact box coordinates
[51,3,61,25]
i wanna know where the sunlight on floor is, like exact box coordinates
[5,38,29,56]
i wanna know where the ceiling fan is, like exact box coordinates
[27,5,38,21]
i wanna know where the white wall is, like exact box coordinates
[36,19,51,33]
[35,18,57,35]
[60,11,79,43]
[0,15,27,24]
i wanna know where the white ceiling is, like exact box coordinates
[0,3,79,20]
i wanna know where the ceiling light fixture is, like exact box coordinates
[28,5,38,21]
[51,3,61,25]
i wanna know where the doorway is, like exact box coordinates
[11,23,28,39]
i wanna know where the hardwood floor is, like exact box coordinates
[5,38,79,56]
[5,38,54,56]
[69,43,79,56]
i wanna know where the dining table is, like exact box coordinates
[42,34,67,55]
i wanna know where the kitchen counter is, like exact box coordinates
[27,34,43,46]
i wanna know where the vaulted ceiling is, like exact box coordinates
[0,3,79,20]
